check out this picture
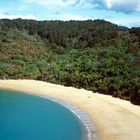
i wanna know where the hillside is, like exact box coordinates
[0,19,140,105]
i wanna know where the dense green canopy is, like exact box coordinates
[0,19,140,105]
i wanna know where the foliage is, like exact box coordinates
[0,19,140,105]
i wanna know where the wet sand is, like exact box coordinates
[0,80,140,140]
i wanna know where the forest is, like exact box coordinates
[0,18,140,105]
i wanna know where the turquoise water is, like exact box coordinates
[0,89,84,140]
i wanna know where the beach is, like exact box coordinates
[0,80,140,140]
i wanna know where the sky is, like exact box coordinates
[0,0,140,27]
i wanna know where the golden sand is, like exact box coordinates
[0,80,140,140]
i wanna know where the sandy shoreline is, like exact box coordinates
[0,80,140,140]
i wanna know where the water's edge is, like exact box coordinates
[41,96,98,140]
[0,88,98,140]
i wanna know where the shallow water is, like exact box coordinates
[0,89,84,140]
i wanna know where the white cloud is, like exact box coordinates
[19,5,28,10]
[103,0,113,9]
[49,13,91,21]
[23,0,98,8]
[105,11,140,27]
[137,5,140,12]
[23,0,77,8]
[0,13,37,20]
[113,18,140,27]
[103,0,140,12]
[76,0,98,8]
[23,0,140,12]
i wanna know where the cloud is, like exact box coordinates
[23,0,77,8]
[0,6,36,20]
[104,11,140,27]
[50,13,91,20]
[137,4,140,11]
[112,18,140,27]
[81,0,140,13]
[103,0,140,13]
[23,0,140,13]
[0,13,37,20]
[76,0,98,8]
[19,5,28,10]
[23,0,98,9]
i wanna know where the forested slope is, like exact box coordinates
[0,19,140,105]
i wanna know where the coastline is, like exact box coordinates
[0,80,140,140]
[38,95,98,140]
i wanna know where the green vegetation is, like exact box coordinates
[0,19,140,105]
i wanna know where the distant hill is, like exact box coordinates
[118,26,129,30]
[0,19,140,105]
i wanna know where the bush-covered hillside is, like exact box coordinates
[0,19,140,105]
